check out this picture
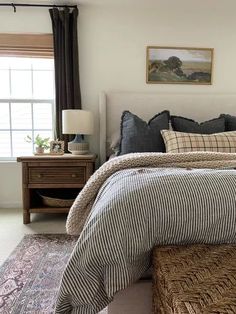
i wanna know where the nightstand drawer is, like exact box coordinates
[29,167,86,184]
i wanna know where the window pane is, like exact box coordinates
[0,131,11,156]
[32,59,54,70]
[12,131,33,157]
[10,57,32,70]
[33,103,52,129]
[11,103,32,129]
[0,56,54,158]
[0,70,10,98]
[33,71,54,99]
[11,70,32,98]
[0,103,10,129]
[0,58,10,69]
[34,131,52,142]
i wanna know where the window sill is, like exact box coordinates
[0,158,17,163]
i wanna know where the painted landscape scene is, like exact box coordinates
[147,47,213,84]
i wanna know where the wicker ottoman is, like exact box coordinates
[152,245,236,314]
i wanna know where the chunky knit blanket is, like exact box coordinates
[67,152,236,235]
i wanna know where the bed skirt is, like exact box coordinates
[108,280,152,314]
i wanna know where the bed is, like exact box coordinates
[55,92,236,314]
[102,92,236,314]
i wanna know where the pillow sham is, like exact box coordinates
[161,129,236,153]
[220,114,236,131]
[171,115,225,134]
[118,110,170,155]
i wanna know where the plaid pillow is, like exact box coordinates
[161,130,236,153]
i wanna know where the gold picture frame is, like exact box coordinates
[50,140,64,155]
[146,46,214,85]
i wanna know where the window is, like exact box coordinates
[0,34,54,159]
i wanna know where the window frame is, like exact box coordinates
[0,34,55,161]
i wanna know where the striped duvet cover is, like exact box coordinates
[55,164,236,314]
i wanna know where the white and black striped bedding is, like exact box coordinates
[55,167,236,314]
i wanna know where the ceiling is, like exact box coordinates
[0,0,148,6]
[0,0,79,5]
[0,0,98,4]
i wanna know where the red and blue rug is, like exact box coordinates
[0,234,108,314]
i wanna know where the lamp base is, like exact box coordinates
[68,135,89,155]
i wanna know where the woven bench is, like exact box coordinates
[152,244,236,314]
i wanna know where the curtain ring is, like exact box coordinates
[12,3,16,13]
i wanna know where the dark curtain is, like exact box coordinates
[49,7,81,146]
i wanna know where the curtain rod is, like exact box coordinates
[0,3,77,12]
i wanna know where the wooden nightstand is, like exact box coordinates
[17,154,96,224]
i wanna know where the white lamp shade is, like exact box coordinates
[62,110,94,135]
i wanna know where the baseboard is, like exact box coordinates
[0,201,22,209]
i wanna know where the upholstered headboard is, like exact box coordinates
[99,91,236,164]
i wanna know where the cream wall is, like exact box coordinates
[0,7,52,208]
[1,0,236,207]
[79,0,236,153]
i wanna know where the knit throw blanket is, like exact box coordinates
[66,152,236,235]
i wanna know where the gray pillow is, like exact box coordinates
[118,110,170,155]
[171,115,225,134]
[220,114,236,131]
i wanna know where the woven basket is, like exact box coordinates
[152,244,236,314]
[38,193,75,208]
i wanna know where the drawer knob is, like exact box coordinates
[71,174,77,178]
[37,174,42,178]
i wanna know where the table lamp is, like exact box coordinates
[62,109,94,155]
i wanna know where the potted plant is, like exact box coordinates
[25,134,50,154]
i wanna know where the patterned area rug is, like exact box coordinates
[0,234,107,314]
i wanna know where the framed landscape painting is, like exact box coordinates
[146,46,213,85]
